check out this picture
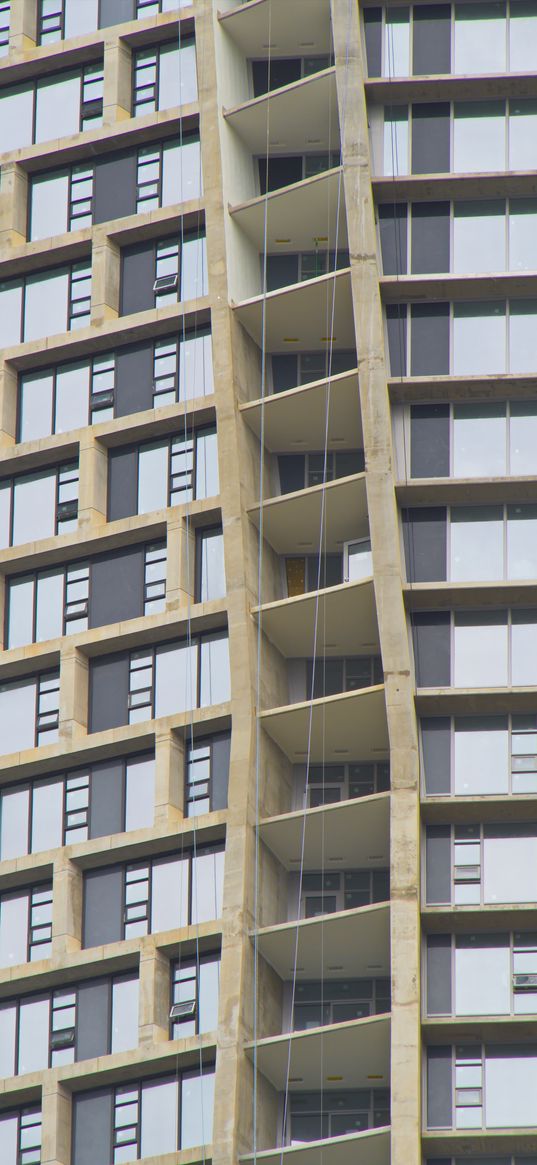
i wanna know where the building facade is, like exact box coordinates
[0,1,534,1165]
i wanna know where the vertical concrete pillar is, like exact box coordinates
[91,229,120,327]
[52,853,83,958]
[9,0,36,53]
[78,430,108,530]
[41,1081,71,1165]
[139,943,170,1046]
[0,164,28,247]
[103,38,132,126]
[59,645,89,744]
[166,516,196,614]
[330,2,422,1162]
[0,361,17,447]
[154,727,184,826]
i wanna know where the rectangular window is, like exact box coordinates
[136,135,202,212]
[0,669,59,754]
[288,1089,389,1143]
[0,2,10,56]
[144,543,166,615]
[29,163,94,242]
[127,632,230,725]
[136,426,219,515]
[298,868,389,918]
[197,527,226,602]
[133,37,198,116]
[427,931,537,1019]
[0,883,52,967]
[185,733,231,816]
[170,952,220,1038]
[38,0,99,43]
[0,1107,42,1165]
[0,261,91,347]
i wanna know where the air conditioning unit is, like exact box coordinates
[513,973,537,991]
[169,1000,196,1021]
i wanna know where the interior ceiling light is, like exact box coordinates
[275,238,291,244]
[284,337,299,342]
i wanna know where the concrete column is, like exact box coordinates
[139,943,170,1046]
[330,2,422,1162]
[52,853,83,958]
[103,38,132,126]
[77,430,108,530]
[0,361,17,447]
[166,515,195,614]
[91,229,120,327]
[8,0,36,53]
[0,164,28,248]
[59,644,89,745]
[41,1081,71,1165]
[154,727,184,826]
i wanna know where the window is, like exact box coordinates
[344,538,373,581]
[170,952,220,1037]
[137,134,202,211]
[259,151,341,194]
[277,449,363,494]
[0,65,105,154]
[422,712,537,797]
[0,260,91,348]
[144,543,166,615]
[127,631,230,724]
[427,823,537,906]
[0,1107,42,1165]
[293,977,390,1030]
[0,461,78,549]
[196,527,226,602]
[121,426,218,516]
[305,655,383,701]
[270,349,356,393]
[0,669,59,754]
[148,233,207,306]
[38,0,99,42]
[137,0,191,14]
[295,759,389,808]
[410,400,537,480]
[283,553,344,596]
[452,609,537,687]
[133,37,198,116]
[383,105,409,175]
[0,882,53,967]
[0,2,9,56]
[265,249,350,292]
[297,868,389,918]
[185,732,231,816]
[288,1090,389,1144]
[427,931,537,1018]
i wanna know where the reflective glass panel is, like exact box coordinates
[509,299,537,372]
[383,107,408,176]
[452,201,505,274]
[199,957,220,1033]
[111,975,139,1054]
[35,569,63,643]
[191,849,224,924]
[510,0,537,69]
[162,139,202,206]
[55,361,89,433]
[200,632,230,706]
[64,0,98,36]
[30,172,69,242]
[0,786,29,859]
[138,442,168,514]
[453,613,508,687]
[7,577,34,650]
[155,641,198,716]
[0,678,36,754]
[35,72,79,143]
[151,855,189,932]
[0,85,33,153]
[19,371,54,442]
[454,2,506,73]
[485,1048,537,1126]
[511,612,537,685]
[452,304,506,375]
[507,504,537,578]
[453,101,505,173]
[0,892,29,967]
[510,402,537,473]
[455,936,510,1015]
[484,829,537,902]
[452,404,507,477]
[18,996,49,1074]
[199,529,226,601]
[24,269,69,343]
[509,100,537,170]
[140,1078,177,1156]
[31,779,63,853]
[179,334,214,400]
[453,718,509,795]
[450,506,503,581]
[384,8,410,76]
[195,429,219,498]
[0,1004,16,1077]
[0,281,22,348]
[181,1068,215,1149]
[125,756,154,832]
[12,471,56,546]
[509,198,537,269]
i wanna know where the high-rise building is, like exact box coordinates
[0,2,535,1164]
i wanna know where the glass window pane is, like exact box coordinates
[0,678,36,754]
[30,172,69,242]
[452,201,506,274]
[199,957,220,1033]
[453,303,506,375]
[384,9,410,76]
[18,996,49,1074]
[453,719,509,794]
[0,891,29,967]
[125,756,154,831]
[55,361,89,433]
[383,107,408,176]
[455,937,510,1014]
[0,281,22,348]
[0,1113,18,1165]
[450,506,503,581]
[453,404,507,477]
[200,633,230,707]
[453,102,505,173]
[485,1048,537,1126]
[510,0,537,69]
[509,100,537,169]
[8,577,34,649]
[181,1069,215,1149]
[155,641,198,716]
[31,779,63,853]
[159,42,197,110]
[510,402,537,474]
[507,504,537,578]
[151,856,189,932]
[181,236,208,301]
[13,471,56,546]
[24,269,69,343]
[509,198,537,269]
[0,1004,16,1077]
[111,976,139,1054]
[191,849,224,925]
[64,0,98,36]
[454,2,506,73]
[138,443,168,514]
[511,613,537,685]
[19,371,54,442]
[509,299,537,372]
[0,85,33,153]
[0,786,30,859]
[141,1078,177,1156]
[453,613,508,687]
[35,73,80,144]
[162,140,202,206]
[195,429,219,499]
[35,570,63,642]
[484,829,537,902]
[179,334,214,400]
[200,530,226,601]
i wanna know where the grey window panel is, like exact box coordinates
[427,935,452,1015]
[272,355,298,392]
[386,305,407,377]
[413,6,451,76]
[89,760,124,840]
[266,254,300,292]
[363,8,382,76]
[411,104,451,174]
[89,546,144,628]
[120,240,155,316]
[402,507,447,582]
[410,404,450,478]
[378,204,407,275]
[93,151,137,225]
[211,733,231,810]
[83,866,123,948]
[108,447,138,521]
[115,342,153,418]
[259,156,303,194]
[252,59,302,97]
[99,0,135,26]
[411,304,450,376]
[88,653,129,733]
[427,1045,452,1129]
[76,979,111,1061]
[421,717,451,795]
[411,612,451,687]
[426,825,451,905]
[279,455,305,494]
[411,203,450,274]
[72,1087,113,1165]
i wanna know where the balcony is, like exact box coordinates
[246,1013,390,1091]
[259,793,390,870]
[224,69,339,155]
[255,902,391,980]
[219,0,332,60]
[255,579,379,658]
[233,268,354,350]
[230,168,347,256]
[241,368,361,450]
[260,684,388,762]
[240,1126,391,1165]
[248,473,368,555]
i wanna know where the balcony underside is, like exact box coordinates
[240,1126,391,1165]
[219,0,332,58]
[233,269,354,350]
[259,792,390,870]
[224,70,339,155]
[246,1014,390,1091]
[255,903,391,980]
[260,684,388,762]
[254,579,379,658]
[230,169,348,254]
[248,473,368,555]
[240,369,361,453]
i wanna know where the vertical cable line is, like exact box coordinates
[253,3,272,1158]
[276,2,354,1156]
